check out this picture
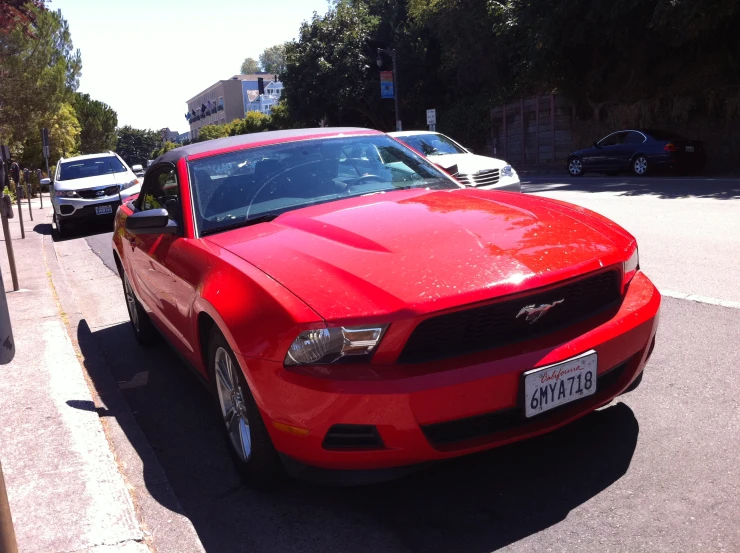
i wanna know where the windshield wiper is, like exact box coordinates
[201,212,281,236]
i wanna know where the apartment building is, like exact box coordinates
[186,73,283,140]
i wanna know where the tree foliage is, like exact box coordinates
[152,141,180,158]
[240,57,259,74]
[18,102,80,168]
[279,0,740,149]
[115,126,160,167]
[0,6,82,152]
[259,44,287,75]
[282,2,386,128]
[73,92,118,154]
[0,0,44,35]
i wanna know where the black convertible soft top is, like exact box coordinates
[156,127,380,165]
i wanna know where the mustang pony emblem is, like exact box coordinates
[516,299,564,324]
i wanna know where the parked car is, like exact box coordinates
[131,164,145,178]
[567,129,706,177]
[113,128,659,486]
[51,152,141,236]
[389,130,520,192]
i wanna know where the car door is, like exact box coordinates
[126,165,183,345]
[588,132,626,169]
[614,131,646,169]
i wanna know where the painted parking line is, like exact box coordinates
[661,290,740,310]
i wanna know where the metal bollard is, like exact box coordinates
[22,170,32,222]
[0,196,18,292]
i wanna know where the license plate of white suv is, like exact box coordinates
[523,351,597,418]
[95,205,112,215]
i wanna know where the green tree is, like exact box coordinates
[73,92,118,154]
[18,102,80,169]
[240,57,259,74]
[196,124,229,142]
[115,126,160,167]
[259,44,287,75]
[151,141,180,158]
[267,101,294,130]
[282,2,385,128]
[0,6,82,151]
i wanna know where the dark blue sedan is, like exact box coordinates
[567,129,706,176]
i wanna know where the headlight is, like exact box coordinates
[501,165,515,177]
[285,324,388,366]
[55,190,78,198]
[623,246,639,285]
[120,179,139,190]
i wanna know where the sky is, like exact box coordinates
[52,0,332,133]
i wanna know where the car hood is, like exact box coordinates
[426,153,508,175]
[54,171,136,191]
[206,189,633,321]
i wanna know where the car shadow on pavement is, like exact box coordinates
[33,219,116,242]
[74,318,639,553]
[523,177,740,200]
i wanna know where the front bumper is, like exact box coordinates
[53,196,121,221]
[240,271,660,475]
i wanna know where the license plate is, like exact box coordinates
[95,205,112,215]
[685,145,695,153]
[523,351,597,418]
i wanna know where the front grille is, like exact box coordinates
[76,186,118,199]
[421,359,630,447]
[322,424,384,450]
[399,270,621,363]
[457,169,500,187]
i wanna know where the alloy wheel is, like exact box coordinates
[568,158,583,176]
[634,157,648,175]
[214,347,252,463]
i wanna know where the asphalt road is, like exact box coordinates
[69,175,740,552]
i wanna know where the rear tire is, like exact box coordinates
[208,327,286,488]
[632,155,649,176]
[567,157,584,176]
[122,272,159,346]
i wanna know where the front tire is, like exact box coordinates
[208,327,286,488]
[632,155,649,176]
[54,213,66,237]
[567,157,584,176]
[122,272,159,346]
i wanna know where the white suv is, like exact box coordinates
[51,152,141,236]
[390,131,520,192]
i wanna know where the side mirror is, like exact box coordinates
[40,178,51,185]
[125,208,178,235]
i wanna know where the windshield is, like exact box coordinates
[396,133,466,156]
[58,156,128,181]
[189,134,461,236]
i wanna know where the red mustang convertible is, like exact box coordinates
[112,128,660,485]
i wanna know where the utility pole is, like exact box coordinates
[377,48,401,131]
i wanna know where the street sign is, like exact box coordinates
[426,109,437,125]
[41,128,49,149]
[380,71,394,99]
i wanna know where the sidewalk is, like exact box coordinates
[0,197,200,553]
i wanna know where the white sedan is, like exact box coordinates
[389,131,520,192]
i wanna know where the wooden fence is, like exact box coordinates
[490,95,576,166]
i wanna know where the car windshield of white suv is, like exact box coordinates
[58,156,127,181]
[190,135,460,236]
[399,134,466,156]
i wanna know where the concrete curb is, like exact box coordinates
[41,211,206,553]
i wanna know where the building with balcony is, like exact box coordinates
[186,73,284,140]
